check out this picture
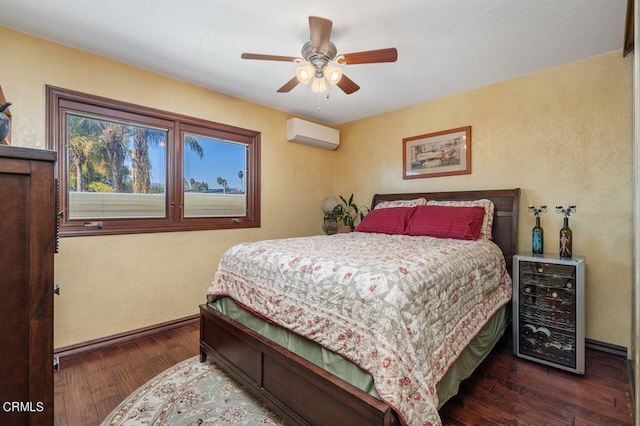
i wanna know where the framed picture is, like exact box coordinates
[402,126,471,179]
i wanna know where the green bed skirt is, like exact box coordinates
[209,298,507,408]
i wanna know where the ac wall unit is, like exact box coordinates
[286,118,340,150]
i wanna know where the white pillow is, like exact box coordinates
[374,197,427,210]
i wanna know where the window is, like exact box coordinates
[47,86,260,236]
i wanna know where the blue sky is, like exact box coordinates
[184,137,246,190]
[149,136,246,189]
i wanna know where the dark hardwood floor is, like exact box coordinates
[54,323,633,426]
[440,340,634,426]
[54,323,200,426]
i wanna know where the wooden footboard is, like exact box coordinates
[199,303,400,426]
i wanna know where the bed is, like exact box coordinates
[200,188,520,425]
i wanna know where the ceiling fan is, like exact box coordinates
[241,16,398,95]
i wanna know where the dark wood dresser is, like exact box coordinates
[0,145,56,425]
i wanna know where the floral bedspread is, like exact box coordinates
[206,232,512,426]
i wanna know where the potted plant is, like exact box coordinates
[333,194,369,232]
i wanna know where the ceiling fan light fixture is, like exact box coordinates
[310,76,328,93]
[241,17,397,95]
[296,65,314,85]
[324,66,343,85]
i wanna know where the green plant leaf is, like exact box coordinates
[333,194,368,228]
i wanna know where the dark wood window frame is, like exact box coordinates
[46,86,260,237]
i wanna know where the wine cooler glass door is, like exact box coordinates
[518,261,577,369]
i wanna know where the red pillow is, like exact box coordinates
[355,207,413,235]
[406,205,485,240]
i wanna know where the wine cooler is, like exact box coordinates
[512,254,585,374]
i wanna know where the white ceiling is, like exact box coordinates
[0,0,628,125]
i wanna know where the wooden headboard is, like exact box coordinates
[371,188,520,274]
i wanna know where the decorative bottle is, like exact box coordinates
[528,204,547,255]
[532,216,544,254]
[559,217,572,258]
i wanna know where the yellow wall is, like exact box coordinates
[3,25,633,350]
[336,51,633,349]
[1,27,334,348]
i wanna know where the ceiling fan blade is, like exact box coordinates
[338,48,398,65]
[309,16,332,53]
[241,53,298,62]
[277,76,300,93]
[336,74,360,95]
